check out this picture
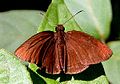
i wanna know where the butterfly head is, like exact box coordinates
[55,25,65,32]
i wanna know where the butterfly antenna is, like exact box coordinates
[63,10,84,25]
[40,12,56,27]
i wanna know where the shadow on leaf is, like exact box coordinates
[28,68,46,84]
[37,63,105,82]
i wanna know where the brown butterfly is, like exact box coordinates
[15,24,112,74]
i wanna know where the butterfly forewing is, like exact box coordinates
[65,31,112,66]
[15,31,54,64]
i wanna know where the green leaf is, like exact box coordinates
[61,75,109,84]
[29,64,59,84]
[0,10,42,52]
[103,41,120,84]
[0,49,32,84]
[65,0,112,40]
[38,0,82,32]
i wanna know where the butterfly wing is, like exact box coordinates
[64,40,88,74]
[15,31,61,74]
[15,31,54,64]
[64,30,112,74]
[40,36,61,74]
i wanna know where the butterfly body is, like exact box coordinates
[15,25,112,74]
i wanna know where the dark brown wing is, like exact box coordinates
[64,30,112,74]
[15,31,61,74]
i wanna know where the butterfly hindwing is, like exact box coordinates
[41,36,61,74]
[64,38,88,74]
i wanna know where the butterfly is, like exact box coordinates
[15,24,112,74]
